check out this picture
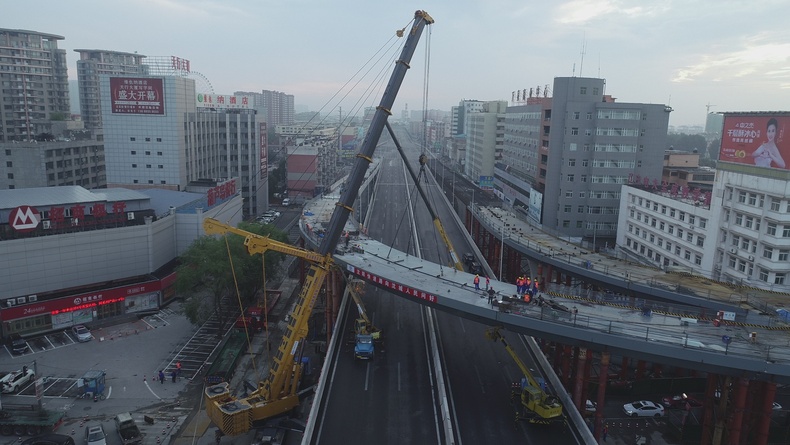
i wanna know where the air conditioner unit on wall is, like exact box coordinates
[16,297,25,304]
[6,300,14,307]
[748,256,755,261]
[28,295,37,302]
[43,220,51,229]
[730,248,737,254]
[128,213,135,220]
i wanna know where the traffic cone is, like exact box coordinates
[162,429,165,435]
[156,437,160,444]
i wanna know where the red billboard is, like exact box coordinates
[110,77,165,115]
[720,115,789,170]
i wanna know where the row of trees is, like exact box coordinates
[174,221,290,330]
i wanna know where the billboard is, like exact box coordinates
[720,115,789,170]
[110,77,165,115]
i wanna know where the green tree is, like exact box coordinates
[175,221,289,335]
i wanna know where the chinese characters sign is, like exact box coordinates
[348,265,438,304]
[171,56,190,72]
[196,94,251,110]
[110,77,165,115]
[207,181,237,206]
[720,115,789,171]
[260,122,269,180]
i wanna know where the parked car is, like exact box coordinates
[0,366,35,393]
[661,393,702,409]
[7,333,28,355]
[623,400,665,417]
[72,325,92,342]
[584,400,597,416]
[85,425,106,445]
[281,198,291,207]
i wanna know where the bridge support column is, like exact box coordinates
[552,342,562,371]
[594,351,610,443]
[582,348,593,404]
[573,347,587,413]
[754,380,777,445]
[620,356,629,380]
[544,264,553,289]
[727,377,749,445]
[635,359,647,380]
[561,345,572,390]
[565,273,572,287]
[701,373,718,444]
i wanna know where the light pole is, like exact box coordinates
[499,222,505,281]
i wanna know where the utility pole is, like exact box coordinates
[34,359,41,410]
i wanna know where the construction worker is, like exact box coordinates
[473,274,480,290]
[487,287,496,305]
[516,276,524,294]
[485,276,491,290]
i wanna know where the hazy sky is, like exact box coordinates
[6,0,789,127]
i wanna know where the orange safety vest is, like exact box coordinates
[523,293,531,303]
[473,276,480,284]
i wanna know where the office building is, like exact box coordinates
[0,29,70,142]
[0,138,106,189]
[466,101,507,181]
[235,89,294,127]
[497,77,671,242]
[102,75,266,217]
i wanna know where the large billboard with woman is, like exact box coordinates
[719,114,789,170]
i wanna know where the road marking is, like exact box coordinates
[144,380,162,400]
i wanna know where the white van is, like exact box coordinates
[281,198,291,207]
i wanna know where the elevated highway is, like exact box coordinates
[301,194,790,385]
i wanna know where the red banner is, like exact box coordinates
[720,115,789,170]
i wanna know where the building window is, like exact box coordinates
[677,228,684,239]
[158,165,164,169]
[578,206,585,213]
[593,87,599,95]
[156,138,162,142]
[780,250,789,261]
[573,111,580,119]
[670,209,676,217]
[666,242,672,251]
[568,159,576,166]
[566,191,573,198]
[668,225,674,235]
[659,222,665,230]
[563,220,570,227]
[5,161,11,168]
[695,255,702,265]
[735,213,743,225]
[564,205,572,213]
[581,160,589,167]
[699,218,707,229]
[783,225,790,237]
[763,247,774,259]
[689,215,696,225]
[569,143,577,151]
[738,259,746,272]
[7,173,13,179]
[133,180,139,184]
[745,216,754,229]
[576,221,583,228]
[748,193,757,205]
[157,151,163,156]
[131,151,137,155]
[767,222,777,236]
[675,246,681,255]
[131,164,137,168]
[684,250,691,260]
[146,164,152,168]
[571,128,579,135]
[775,273,786,285]
[696,237,704,247]
[586,112,592,120]
[580,87,587,94]
[771,198,781,211]
[657,238,663,247]
[732,235,740,247]
[579,192,585,198]
[145,151,151,155]
[567,174,575,182]
[145,137,151,142]
[585,128,592,136]
[760,268,769,282]
[738,191,747,203]
[679,212,686,222]
[130,137,136,142]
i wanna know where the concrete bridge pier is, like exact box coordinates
[594,351,610,443]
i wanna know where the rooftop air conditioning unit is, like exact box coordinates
[128,213,135,220]
[6,300,14,307]
[28,295,37,302]
[16,297,25,304]
[43,220,51,229]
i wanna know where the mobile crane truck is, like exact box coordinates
[203,10,434,437]
[485,327,564,425]
[347,279,381,360]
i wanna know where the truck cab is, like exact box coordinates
[354,334,374,360]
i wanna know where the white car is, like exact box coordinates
[0,367,35,393]
[623,400,665,417]
[585,400,597,414]
[72,325,92,342]
[85,424,106,445]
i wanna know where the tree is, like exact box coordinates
[175,221,289,336]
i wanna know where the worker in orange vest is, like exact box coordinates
[473,274,480,290]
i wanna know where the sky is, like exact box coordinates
[5,0,790,128]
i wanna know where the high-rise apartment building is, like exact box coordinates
[74,49,147,129]
[497,77,671,242]
[466,101,507,180]
[236,89,294,126]
[0,29,70,142]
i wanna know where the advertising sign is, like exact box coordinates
[196,94,251,110]
[528,188,543,224]
[479,176,494,190]
[110,77,165,115]
[720,115,789,170]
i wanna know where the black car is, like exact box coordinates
[7,333,27,355]
[462,252,475,265]
[21,434,75,445]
